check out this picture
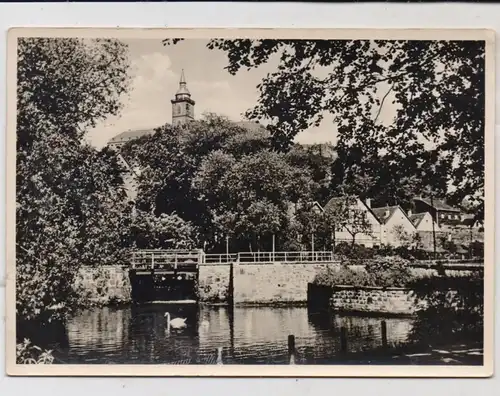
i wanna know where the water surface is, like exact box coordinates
[47,305,414,364]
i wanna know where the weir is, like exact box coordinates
[126,249,483,305]
[129,250,202,303]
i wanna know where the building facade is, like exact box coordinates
[371,205,417,247]
[413,196,461,228]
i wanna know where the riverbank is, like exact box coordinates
[311,342,484,365]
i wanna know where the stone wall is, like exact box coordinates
[198,264,231,303]
[232,263,331,304]
[75,266,131,305]
[329,286,424,315]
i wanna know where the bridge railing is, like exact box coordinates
[130,249,203,270]
[201,251,338,265]
[129,249,484,269]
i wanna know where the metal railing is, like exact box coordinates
[202,251,338,265]
[130,249,203,270]
[129,249,484,269]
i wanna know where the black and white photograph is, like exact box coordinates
[5,28,494,377]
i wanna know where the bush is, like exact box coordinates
[365,256,414,288]
[407,271,484,345]
[16,339,55,364]
[313,257,415,288]
[335,242,374,262]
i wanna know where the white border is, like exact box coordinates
[4,26,495,378]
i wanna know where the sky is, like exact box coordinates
[85,38,346,149]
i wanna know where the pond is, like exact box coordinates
[34,304,414,365]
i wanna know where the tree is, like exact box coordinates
[193,147,314,252]
[166,39,484,215]
[121,114,275,249]
[16,38,132,322]
[131,210,196,250]
[123,114,316,253]
[324,196,373,247]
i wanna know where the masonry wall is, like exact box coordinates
[329,286,424,315]
[198,264,231,303]
[75,266,132,305]
[232,263,331,304]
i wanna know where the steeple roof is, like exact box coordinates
[176,69,191,96]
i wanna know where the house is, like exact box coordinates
[371,205,417,247]
[287,201,324,220]
[460,214,484,229]
[108,128,156,151]
[323,197,382,248]
[409,211,441,233]
[413,196,461,228]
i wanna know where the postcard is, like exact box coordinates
[5,27,494,377]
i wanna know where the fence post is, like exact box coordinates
[381,320,388,349]
[340,327,348,354]
[151,253,155,270]
[288,334,296,364]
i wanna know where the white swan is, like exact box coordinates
[164,312,187,331]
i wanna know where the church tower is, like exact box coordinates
[171,69,195,126]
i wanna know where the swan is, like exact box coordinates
[164,312,187,331]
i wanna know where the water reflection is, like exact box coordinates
[49,305,415,364]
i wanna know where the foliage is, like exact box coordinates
[16,38,132,322]
[334,242,375,262]
[324,196,373,246]
[285,143,336,204]
[184,38,485,216]
[16,339,55,364]
[407,272,484,345]
[131,209,197,250]
[289,203,331,251]
[123,114,316,253]
[313,257,414,288]
[392,224,414,248]
[364,256,414,287]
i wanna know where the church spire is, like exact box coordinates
[171,68,195,126]
[176,69,190,97]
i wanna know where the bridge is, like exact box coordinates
[127,249,483,304]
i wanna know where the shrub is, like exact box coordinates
[335,242,374,262]
[365,256,414,288]
[16,339,55,364]
[313,257,414,288]
[407,271,484,345]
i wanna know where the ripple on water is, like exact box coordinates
[56,305,414,364]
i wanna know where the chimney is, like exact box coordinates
[365,198,371,208]
[385,209,390,218]
[408,209,412,217]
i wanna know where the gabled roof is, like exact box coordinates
[409,212,427,228]
[108,128,156,144]
[414,197,460,212]
[371,206,400,225]
[235,121,268,132]
[324,196,381,224]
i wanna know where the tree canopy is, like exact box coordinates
[165,38,485,217]
[16,38,132,322]
[121,114,321,252]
